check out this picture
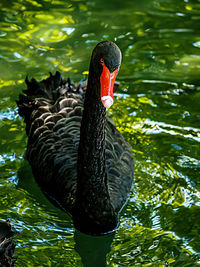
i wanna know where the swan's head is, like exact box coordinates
[91,41,122,109]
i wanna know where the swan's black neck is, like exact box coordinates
[73,63,118,235]
[79,65,106,186]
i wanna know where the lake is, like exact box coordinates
[0,0,200,266]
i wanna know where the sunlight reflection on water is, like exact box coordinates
[0,0,200,265]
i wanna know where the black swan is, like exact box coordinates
[17,41,134,235]
[0,220,16,266]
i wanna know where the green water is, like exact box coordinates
[0,0,200,266]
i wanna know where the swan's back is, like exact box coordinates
[17,72,134,214]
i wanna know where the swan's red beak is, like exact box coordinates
[100,62,118,109]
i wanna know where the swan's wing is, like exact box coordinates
[105,118,134,212]
[26,102,82,212]
[17,73,83,212]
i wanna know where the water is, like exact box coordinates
[0,0,200,266]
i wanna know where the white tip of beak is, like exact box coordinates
[101,96,113,109]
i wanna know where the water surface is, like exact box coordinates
[0,0,200,266]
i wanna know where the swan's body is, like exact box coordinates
[17,41,134,235]
[0,220,16,266]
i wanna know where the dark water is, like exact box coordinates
[0,0,200,266]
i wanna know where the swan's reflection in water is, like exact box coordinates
[74,230,115,267]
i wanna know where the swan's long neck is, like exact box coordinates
[74,63,118,234]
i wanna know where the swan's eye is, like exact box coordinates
[100,58,104,65]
